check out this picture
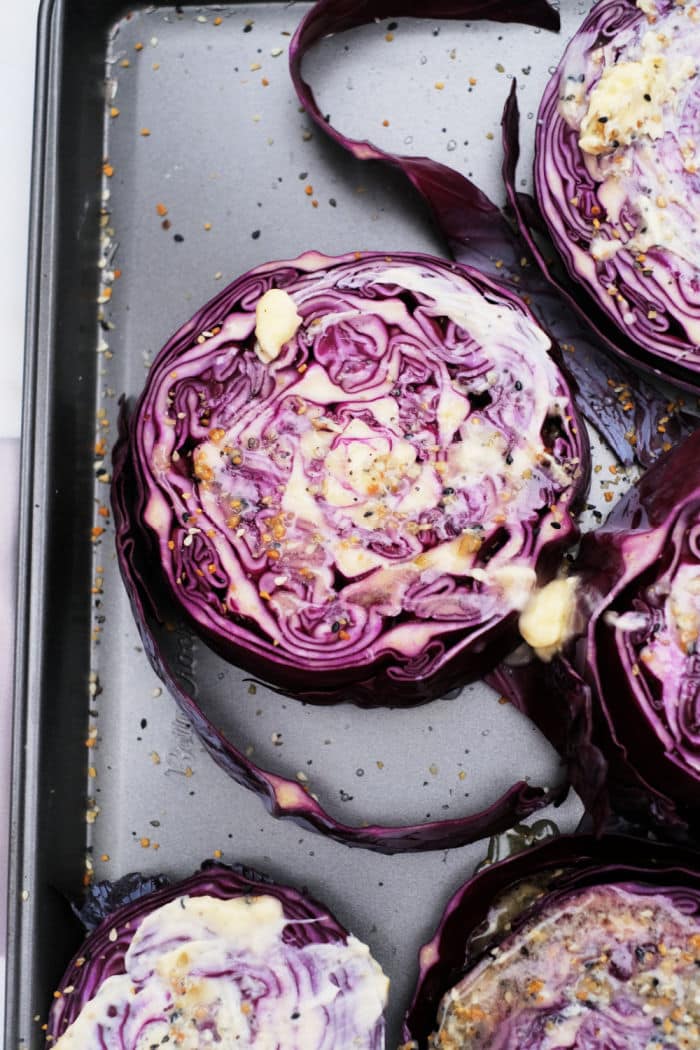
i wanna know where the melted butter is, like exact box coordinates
[323,419,420,505]
[562,4,700,271]
[53,894,388,1050]
[431,884,700,1050]
[579,51,695,156]
[488,564,539,612]
[519,577,578,661]
[254,289,302,364]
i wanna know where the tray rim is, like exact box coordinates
[5,0,58,1042]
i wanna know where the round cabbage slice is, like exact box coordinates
[402,834,700,1049]
[47,864,388,1049]
[536,0,700,388]
[121,250,588,706]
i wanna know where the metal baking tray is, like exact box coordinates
[8,1,622,1045]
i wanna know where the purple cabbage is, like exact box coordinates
[493,429,700,838]
[115,250,588,708]
[47,862,388,1048]
[535,0,700,391]
[290,0,697,459]
[112,249,584,852]
[402,833,700,1048]
[577,428,700,827]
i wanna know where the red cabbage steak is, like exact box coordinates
[47,863,388,1048]
[536,0,700,390]
[402,834,700,1048]
[115,250,589,707]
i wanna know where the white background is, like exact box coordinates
[1,0,42,1032]
[0,0,38,439]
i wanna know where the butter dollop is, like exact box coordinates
[254,288,302,363]
[519,576,579,661]
[579,52,695,156]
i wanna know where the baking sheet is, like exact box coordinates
[8,1,639,1045]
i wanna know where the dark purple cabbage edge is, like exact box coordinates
[402,833,700,1047]
[490,429,700,840]
[533,0,700,392]
[47,862,357,1042]
[500,83,695,464]
[125,251,587,709]
[289,1,695,466]
[112,390,563,853]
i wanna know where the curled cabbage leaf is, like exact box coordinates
[536,0,700,390]
[402,833,700,1049]
[116,250,588,707]
[47,863,388,1049]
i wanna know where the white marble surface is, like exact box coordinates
[1,0,41,1033]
